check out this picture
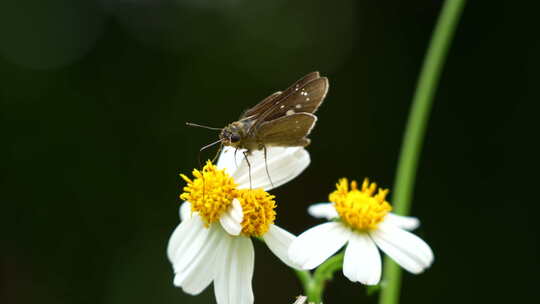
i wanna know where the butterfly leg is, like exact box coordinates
[198,145,205,200]
[197,148,203,170]
[197,139,221,200]
[234,148,239,169]
[198,138,223,167]
[243,150,252,189]
[263,145,274,188]
[211,143,223,164]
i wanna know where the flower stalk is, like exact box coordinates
[295,253,345,303]
[379,1,467,304]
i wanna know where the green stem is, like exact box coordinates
[294,253,345,303]
[379,1,466,304]
[310,253,344,302]
[314,253,344,279]
[294,269,312,293]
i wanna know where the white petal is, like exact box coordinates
[343,233,381,285]
[218,146,310,191]
[220,199,244,236]
[216,146,239,174]
[179,201,192,221]
[214,236,254,304]
[212,233,233,304]
[169,216,214,276]
[370,223,434,274]
[288,222,351,270]
[167,222,186,262]
[384,213,420,231]
[307,203,338,220]
[167,214,205,262]
[262,225,299,269]
[173,224,224,294]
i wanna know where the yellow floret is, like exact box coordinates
[180,161,238,226]
[236,188,276,237]
[329,178,392,231]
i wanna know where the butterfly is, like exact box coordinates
[188,71,329,185]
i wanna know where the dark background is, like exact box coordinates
[1,1,538,304]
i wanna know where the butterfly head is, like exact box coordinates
[219,121,247,148]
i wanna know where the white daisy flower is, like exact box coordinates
[168,146,309,304]
[289,178,434,286]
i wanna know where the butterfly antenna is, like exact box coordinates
[263,146,274,188]
[186,122,223,131]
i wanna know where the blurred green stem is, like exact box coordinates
[295,253,344,303]
[379,1,466,304]
[294,269,311,293]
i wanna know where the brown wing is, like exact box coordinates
[249,76,328,135]
[240,91,282,119]
[256,113,317,147]
[241,71,321,119]
[264,77,328,121]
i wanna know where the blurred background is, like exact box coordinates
[1,1,538,303]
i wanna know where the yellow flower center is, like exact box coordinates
[180,161,237,226]
[236,189,276,237]
[329,178,392,231]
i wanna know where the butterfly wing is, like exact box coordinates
[241,71,322,119]
[256,113,317,147]
[240,91,282,119]
[248,76,328,134]
[265,77,328,121]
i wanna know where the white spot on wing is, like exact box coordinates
[280,105,285,109]
[295,104,302,109]
[286,110,295,116]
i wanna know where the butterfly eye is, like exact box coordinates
[230,134,241,143]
